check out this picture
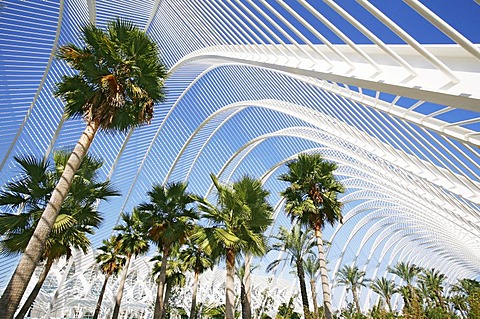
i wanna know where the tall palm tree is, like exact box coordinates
[0,152,118,319]
[279,153,344,319]
[304,255,320,319]
[370,277,396,312]
[236,262,259,319]
[450,278,480,319]
[152,250,187,316]
[0,19,166,317]
[138,182,198,319]
[267,224,315,319]
[180,236,215,319]
[449,294,468,319]
[111,209,150,319]
[93,236,126,319]
[194,174,273,319]
[417,280,434,310]
[232,176,273,319]
[396,286,412,311]
[419,268,447,310]
[336,265,367,313]
[388,262,422,314]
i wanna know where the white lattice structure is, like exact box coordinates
[0,0,479,317]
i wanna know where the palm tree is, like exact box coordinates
[396,286,412,311]
[304,255,320,319]
[418,279,434,309]
[419,268,447,310]
[449,294,468,319]
[279,153,344,319]
[451,278,480,297]
[180,236,215,319]
[370,277,396,312]
[336,265,367,313]
[449,278,480,318]
[388,262,422,314]
[111,209,150,319]
[138,182,198,319]
[152,250,187,316]
[194,174,273,319]
[0,152,118,319]
[232,176,273,319]
[0,19,166,317]
[93,236,126,319]
[267,224,315,319]
[236,262,259,319]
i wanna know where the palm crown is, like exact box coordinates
[279,153,344,229]
[139,182,197,249]
[0,152,118,259]
[267,225,315,273]
[55,18,167,130]
[96,236,126,277]
[196,174,273,257]
[113,209,150,259]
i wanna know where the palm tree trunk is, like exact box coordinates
[314,227,333,319]
[93,273,110,319]
[225,248,236,319]
[189,270,199,319]
[243,253,252,319]
[352,285,361,313]
[310,279,319,319]
[15,258,54,319]
[458,302,468,319]
[386,296,392,313]
[436,291,446,310]
[163,281,172,315]
[112,254,131,319]
[241,281,247,319]
[0,120,99,319]
[407,284,420,315]
[154,248,169,319]
[44,255,74,319]
[296,262,310,319]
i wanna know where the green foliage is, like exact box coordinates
[337,265,368,313]
[468,289,480,319]
[194,175,273,319]
[267,224,315,273]
[164,307,188,319]
[180,234,215,275]
[368,304,398,319]
[267,224,314,316]
[423,307,454,319]
[275,296,301,319]
[337,303,368,319]
[201,303,226,319]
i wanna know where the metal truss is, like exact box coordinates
[0,0,479,316]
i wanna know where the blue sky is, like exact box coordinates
[230,0,480,45]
